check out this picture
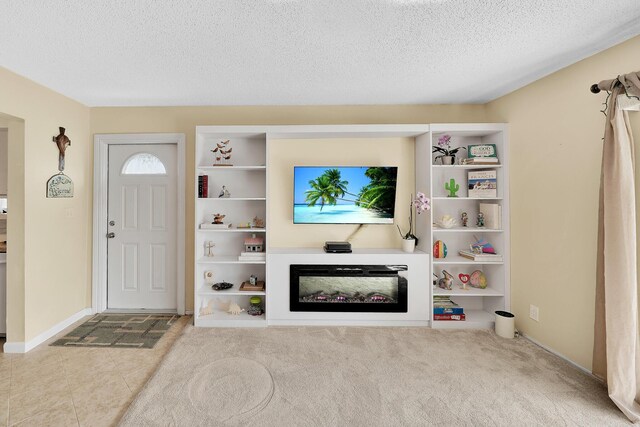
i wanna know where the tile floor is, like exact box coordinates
[0,315,190,427]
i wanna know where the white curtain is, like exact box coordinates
[594,72,640,422]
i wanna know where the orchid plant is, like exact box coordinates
[432,134,466,158]
[397,192,431,245]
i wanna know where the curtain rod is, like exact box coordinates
[590,84,601,94]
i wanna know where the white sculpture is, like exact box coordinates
[204,270,215,285]
[436,214,458,229]
[227,302,245,315]
[199,299,214,316]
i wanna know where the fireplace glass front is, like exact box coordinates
[290,265,408,313]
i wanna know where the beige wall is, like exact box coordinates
[91,105,486,311]
[486,35,640,370]
[5,33,638,363]
[0,67,92,342]
[268,138,415,248]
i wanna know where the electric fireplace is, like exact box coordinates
[290,264,408,313]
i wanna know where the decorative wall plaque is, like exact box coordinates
[46,173,74,198]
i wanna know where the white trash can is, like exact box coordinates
[495,310,515,339]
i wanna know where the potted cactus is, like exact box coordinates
[433,134,466,165]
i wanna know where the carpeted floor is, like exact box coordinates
[120,326,628,426]
[51,314,179,348]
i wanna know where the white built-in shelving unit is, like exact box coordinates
[193,124,509,330]
[421,124,510,329]
[194,128,268,327]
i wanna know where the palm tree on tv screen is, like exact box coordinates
[304,168,396,214]
[324,169,346,195]
[356,167,396,214]
[304,174,338,211]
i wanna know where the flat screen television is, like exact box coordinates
[293,166,398,224]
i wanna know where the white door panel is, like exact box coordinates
[108,144,177,310]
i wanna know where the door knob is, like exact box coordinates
[107,232,116,239]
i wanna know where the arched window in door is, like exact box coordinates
[121,153,167,175]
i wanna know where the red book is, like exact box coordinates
[433,314,466,321]
[202,175,209,198]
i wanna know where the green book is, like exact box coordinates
[467,144,498,159]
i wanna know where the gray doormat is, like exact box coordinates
[50,314,179,348]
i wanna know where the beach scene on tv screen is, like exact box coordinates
[293,167,397,224]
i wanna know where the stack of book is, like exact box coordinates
[238,251,266,262]
[461,143,500,165]
[198,175,209,198]
[461,157,499,165]
[433,296,465,321]
[200,223,230,230]
[458,250,503,262]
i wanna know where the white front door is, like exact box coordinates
[107,144,177,310]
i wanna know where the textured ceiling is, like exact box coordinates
[1,0,640,106]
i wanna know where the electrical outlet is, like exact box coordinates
[529,304,539,322]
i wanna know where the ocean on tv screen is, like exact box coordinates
[293,166,398,224]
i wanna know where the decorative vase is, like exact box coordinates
[401,238,415,253]
[440,155,455,165]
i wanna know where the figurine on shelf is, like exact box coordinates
[252,216,265,229]
[469,270,488,289]
[470,236,496,254]
[212,281,233,291]
[211,140,233,166]
[458,273,470,291]
[227,302,245,315]
[204,271,215,285]
[437,270,454,290]
[436,215,457,229]
[476,212,485,228]
[204,241,215,257]
[461,212,468,227]
[445,178,460,197]
[213,213,225,224]
[218,186,231,198]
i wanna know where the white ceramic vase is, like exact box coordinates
[401,238,416,253]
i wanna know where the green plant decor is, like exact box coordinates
[445,178,460,197]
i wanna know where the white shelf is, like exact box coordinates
[198,284,266,296]
[268,248,428,255]
[197,197,266,201]
[198,228,266,233]
[433,287,504,297]
[197,166,266,171]
[433,254,503,265]
[196,311,266,327]
[432,165,502,169]
[432,197,503,201]
[432,310,495,329]
[197,256,266,264]
[433,227,503,233]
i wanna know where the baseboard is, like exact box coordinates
[3,307,94,353]
[185,310,194,315]
[520,332,598,380]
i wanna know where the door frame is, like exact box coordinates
[93,133,185,314]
